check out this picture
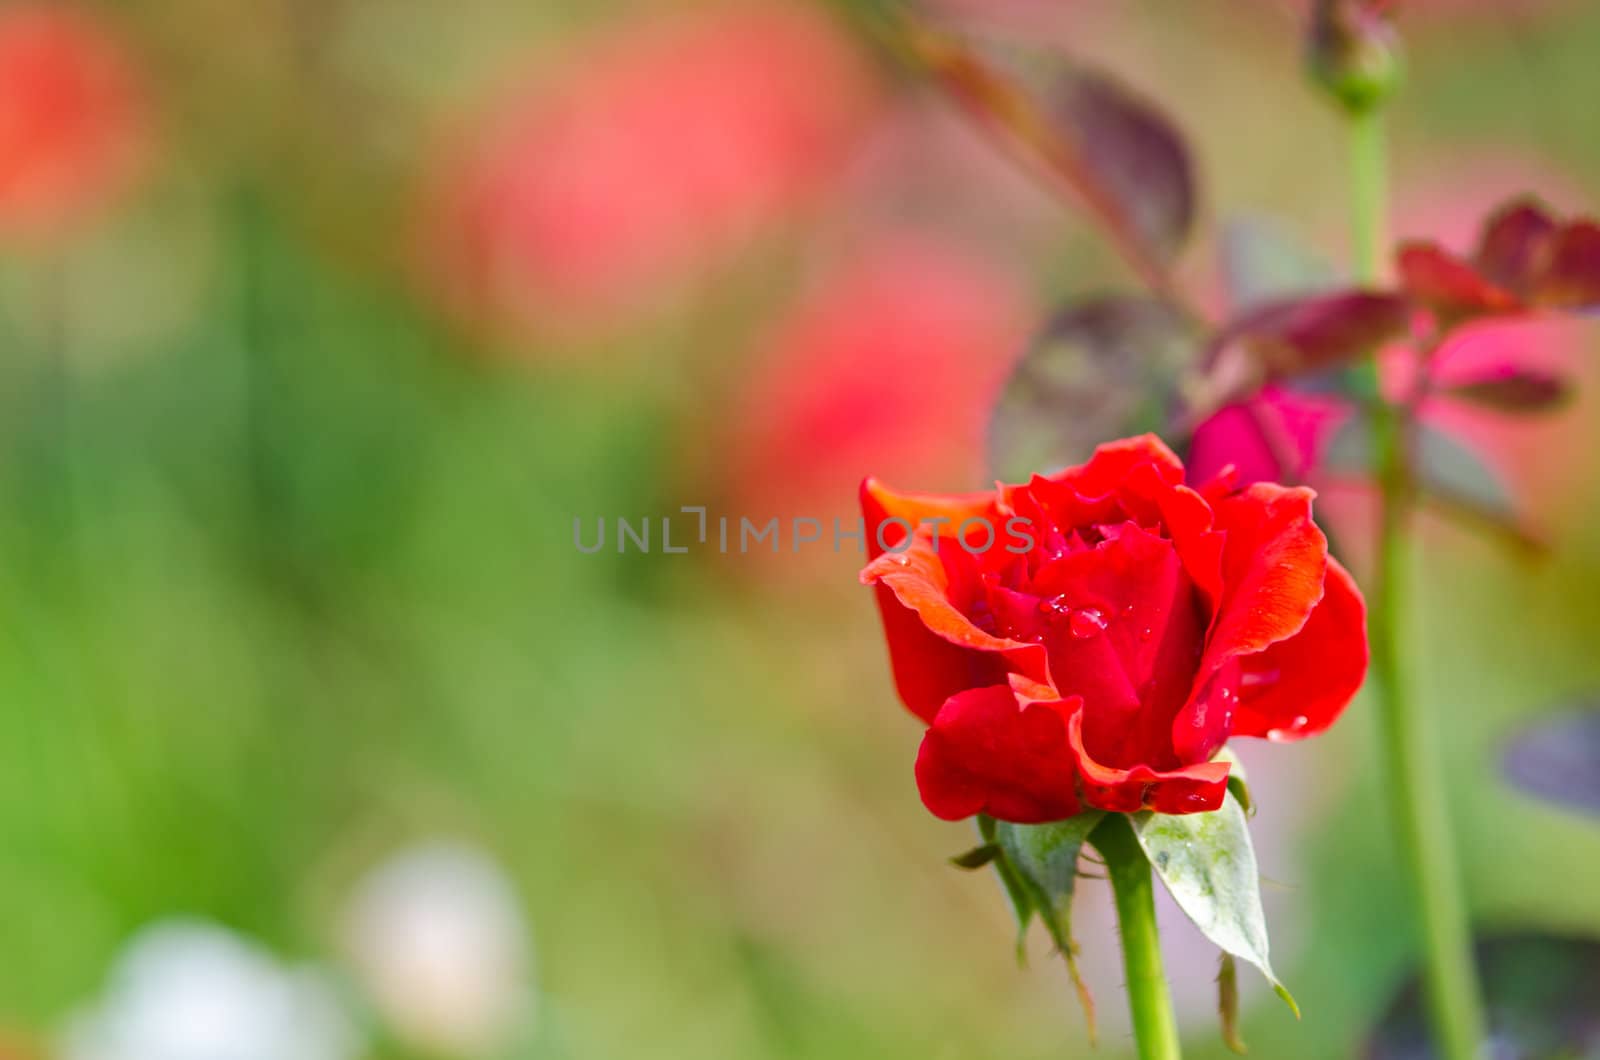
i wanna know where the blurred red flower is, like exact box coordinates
[0,5,145,241]
[729,235,1030,521]
[860,435,1367,822]
[423,3,874,344]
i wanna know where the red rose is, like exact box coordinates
[860,435,1367,822]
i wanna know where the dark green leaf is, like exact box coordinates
[988,296,1196,481]
[949,843,1001,869]
[1132,793,1297,1016]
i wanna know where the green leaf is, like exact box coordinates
[949,843,1001,870]
[996,811,1106,1039]
[1218,952,1247,1054]
[1212,745,1255,817]
[1131,793,1298,1017]
[976,815,1035,962]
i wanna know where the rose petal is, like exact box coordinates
[1169,657,1241,767]
[862,532,1047,721]
[915,686,1083,823]
[1065,711,1229,814]
[1231,557,1368,742]
[1047,433,1185,500]
[1030,524,1207,773]
[1203,483,1329,670]
[860,477,997,560]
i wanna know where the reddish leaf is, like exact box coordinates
[1396,198,1600,324]
[1439,365,1572,414]
[1397,243,1521,318]
[1473,199,1557,291]
[901,25,1195,277]
[1534,220,1600,310]
[1049,68,1196,263]
[1207,289,1411,383]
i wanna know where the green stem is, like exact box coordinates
[1096,814,1181,1060]
[1351,108,1488,1060]
[1349,109,1388,284]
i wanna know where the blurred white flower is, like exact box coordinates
[60,918,359,1060]
[342,840,535,1057]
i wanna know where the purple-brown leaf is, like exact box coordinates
[1474,199,1557,291]
[1208,290,1411,383]
[989,295,1197,480]
[1439,365,1572,414]
[1049,68,1196,264]
[900,24,1195,279]
[1534,220,1600,310]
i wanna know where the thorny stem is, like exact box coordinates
[1350,105,1488,1060]
[1096,814,1182,1060]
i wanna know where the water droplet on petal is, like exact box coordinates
[1138,627,1154,642]
[1069,608,1107,639]
[1037,593,1072,616]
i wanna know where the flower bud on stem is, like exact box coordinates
[1341,44,1490,1060]
[1094,814,1182,1060]
[1308,0,1402,115]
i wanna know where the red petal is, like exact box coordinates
[1045,433,1184,499]
[1202,483,1329,671]
[1065,711,1229,814]
[1231,557,1368,742]
[861,532,1047,722]
[1533,220,1600,310]
[915,686,1082,823]
[1398,242,1523,318]
[1474,199,1557,293]
[1030,523,1207,773]
[1157,482,1225,611]
[860,477,996,560]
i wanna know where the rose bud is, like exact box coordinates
[860,435,1368,822]
[1307,0,1403,114]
